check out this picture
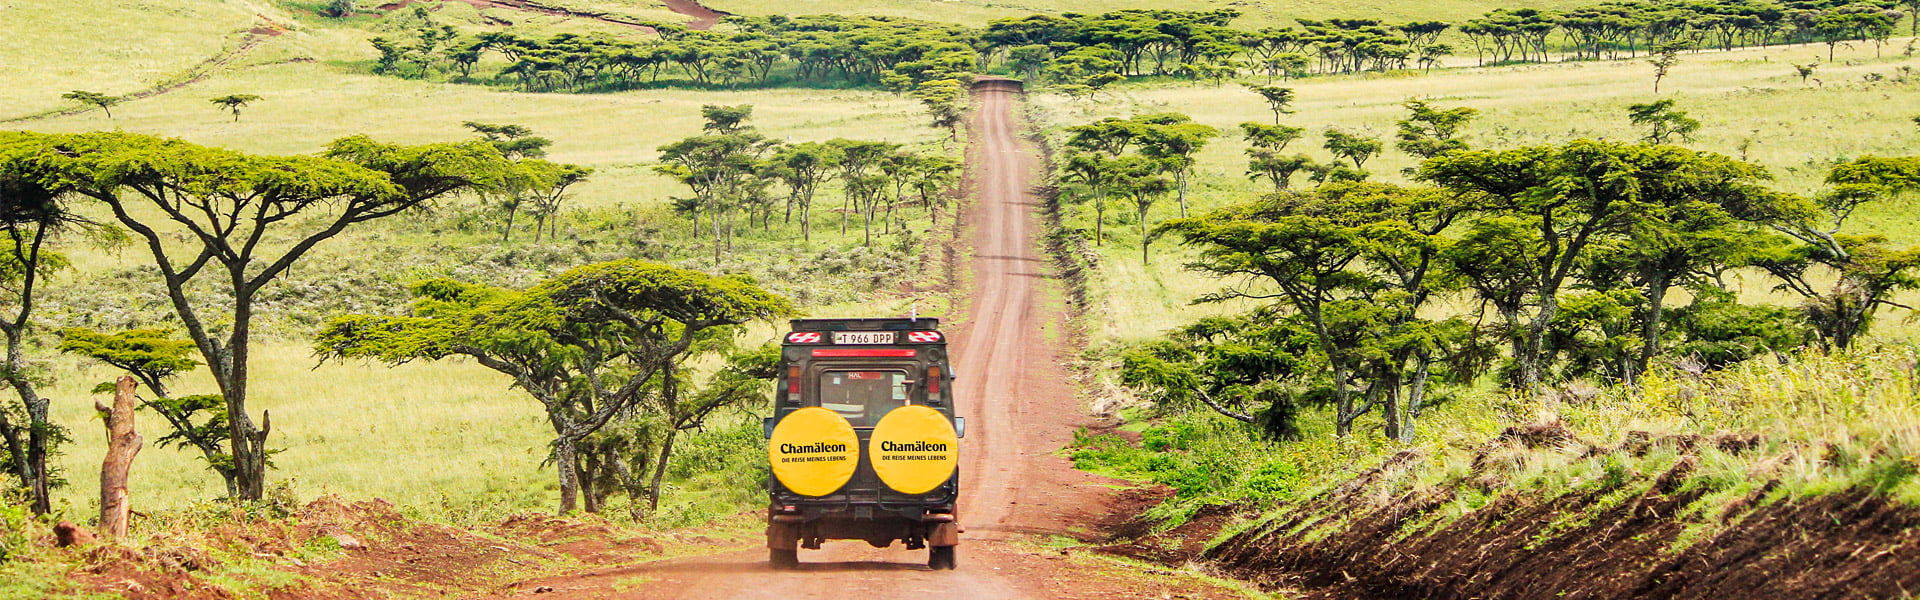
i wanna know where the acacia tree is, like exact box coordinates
[1246,151,1313,192]
[1059,152,1115,245]
[1395,100,1478,161]
[1135,114,1218,218]
[62,90,120,119]
[1244,85,1296,124]
[1322,128,1383,170]
[767,142,833,241]
[825,139,895,238]
[0,151,79,514]
[316,260,793,514]
[912,155,961,225]
[1648,39,1687,92]
[1420,140,1774,390]
[658,127,773,262]
[1628,99,1701,145]
[911,79,967,142]
[519,160,592,243]
[209,94,262,122]
[58,328,238,496]
[1120,309,1315,439]
[1154,183,1470,439]
[1736,156,1920,349]
[465,121,554,241]
[1107,155,1173,264]
[1241,121,1309,192]
[2,131,509,500]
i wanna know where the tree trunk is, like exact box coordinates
[1138,206,1150,265]
[554,434,580,514]
[1175,170,1190,218]
[863,199,875,247]
[712,205,723,264]
[1400,353,1433,443]
[6,326,53,514]
[646,427,677,512]
[1633,273,1671,385]
[224,294,271,501]
[503,203,518,242]
[0,409,27,506]
[1518,300,1558,392]
[1381,372,1404,442]
[97,376,143,540]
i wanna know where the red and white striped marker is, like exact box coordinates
[906,331,943,343]
[786,332,822,343]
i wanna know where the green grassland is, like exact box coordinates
[4,0,953,515]
[6,0,1920,534]
[1030,40,1920,344]
[0,0,263,117]
[702,0,1594,27]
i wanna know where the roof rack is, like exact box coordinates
[790,318,941,332]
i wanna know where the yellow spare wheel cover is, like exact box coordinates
[768,407,860,496]
[869,405,961,494]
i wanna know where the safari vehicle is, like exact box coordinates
[764,318,964,570]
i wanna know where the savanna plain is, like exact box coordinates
[4,0,1920,598]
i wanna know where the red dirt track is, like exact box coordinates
[481,80,1243,599]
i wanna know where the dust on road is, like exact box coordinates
[482,81,1246,599]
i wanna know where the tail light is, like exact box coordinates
[786,365,802,402]
[926,365,943,401]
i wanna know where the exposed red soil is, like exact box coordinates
[35,497,728,599]
[1195,428,1920,600]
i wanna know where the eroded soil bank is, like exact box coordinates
[1098,424,1920,600]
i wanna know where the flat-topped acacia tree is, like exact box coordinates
[0,131,509,501]
[0,151,81,514]
[316,260,794,514]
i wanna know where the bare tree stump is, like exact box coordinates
[97,376,142,540]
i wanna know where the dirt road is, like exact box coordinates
[487,81,1243,599]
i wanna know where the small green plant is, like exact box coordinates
[0,501,29,563]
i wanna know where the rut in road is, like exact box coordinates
[487,80,1243,599]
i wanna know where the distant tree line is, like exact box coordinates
[371,0,1915,95]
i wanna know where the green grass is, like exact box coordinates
[702,0,1595,27]
[0,0,264,118]
[1031,39,1920,345]
[3,1,956,516]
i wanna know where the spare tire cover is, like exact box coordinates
[767,407,860,497]
[869,405,961,495]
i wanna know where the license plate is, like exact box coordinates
[832,331,896,345]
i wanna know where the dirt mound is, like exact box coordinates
[1196,427,1920,600]
[490,512,665,563]
[44,496,639,599]
[1092,497,1249,565]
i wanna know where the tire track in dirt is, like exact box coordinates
[0,24,295,124]
[475,79,1246,599]
[377,0,730,31]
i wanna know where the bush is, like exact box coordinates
[0,501,29,563]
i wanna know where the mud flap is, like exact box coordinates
[767,522,801,550]
[928,521,961,547]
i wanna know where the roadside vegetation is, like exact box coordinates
[1029,17,1920,593]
